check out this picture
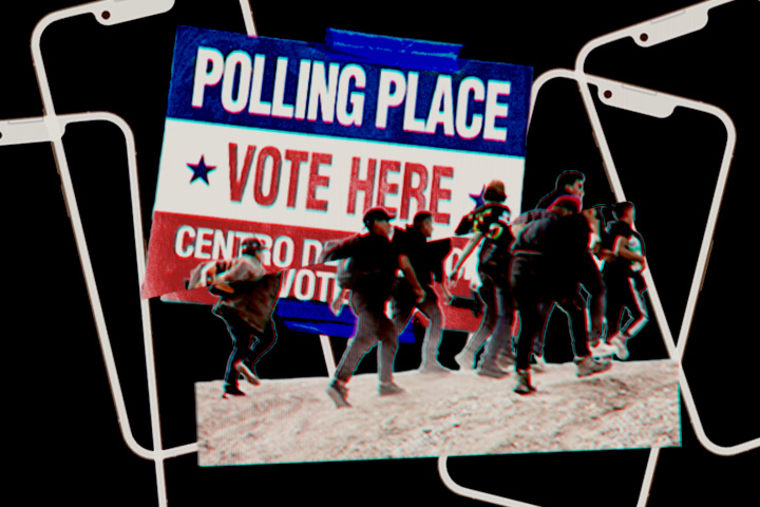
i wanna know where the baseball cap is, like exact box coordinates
[484,180,507,202]
[548,195,582,214]
[363,207,395,227]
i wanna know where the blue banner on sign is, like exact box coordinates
[276,299,416,342]
[167,25,532,156]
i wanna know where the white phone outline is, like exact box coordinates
[574,0,759,455]
[8,2,754,507]
[437,67,738,506]
[0,2,257,506]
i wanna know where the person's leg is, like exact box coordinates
[455,274,496,369]
[477,285,513,376]
[556,296,591,359]
[580,254,606,345]
[376,309,400,385]
[620,278,648,340]
[510,257,544,371]
[220,311,255,394]
[509,255,545,393]
[603,273,627,340]
[390,282,415,335]
[333,292,381,383]
[608,278,648,360]
[530,301,552,365]
[327,292,385,407]
[416,289,448,372]
[246,320,277,376]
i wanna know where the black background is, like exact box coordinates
[2,1,758,505]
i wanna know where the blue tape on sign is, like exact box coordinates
[276,299,416,342]
[325,28,463,73]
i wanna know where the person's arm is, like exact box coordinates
[596,247,616,262]
[319,235,359,263]
[449,230,483,281]
[510,222,528,239]
[213,258,267,294]
[398,254,426,303]
[613,236,645,264]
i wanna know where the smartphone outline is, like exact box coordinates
[437,66,737,506]
[5,2,258,506]
[572,0,759,456]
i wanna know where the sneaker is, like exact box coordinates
[497,349,516,369]
[531,354,548,372]
[235,360,260,386]
[575,355,612,377]
[610,335,630,360]
[326,379,351,408]
[513,369,536,395]
[418,361,453,374]
[378,381,405,396]
[222,383,245,397]
[590,340,617,357]
[454,350,476,370]
[476,362,509,379]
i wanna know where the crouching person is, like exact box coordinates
[187,237,282,398]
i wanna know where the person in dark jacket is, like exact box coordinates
[509,196,611,394]
[187,237,283,397]
[391,211,453,373]
[320,207,424,408]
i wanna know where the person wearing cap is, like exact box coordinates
[187,237,283,397]
[449,179,516,379]
[319,207,424,407]
[596,201,648,360]
[390,210,453,373]
[509,195,611,394]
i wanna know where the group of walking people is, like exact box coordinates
[191,169,648,404]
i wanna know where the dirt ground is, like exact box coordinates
[195,359,680,466]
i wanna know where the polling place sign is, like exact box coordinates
[142,26,532,333]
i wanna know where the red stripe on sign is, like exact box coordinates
[141,211,480,332]
[141,211,355,299]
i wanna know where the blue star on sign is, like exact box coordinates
[187,156,216,184]
[468,185,485,210]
